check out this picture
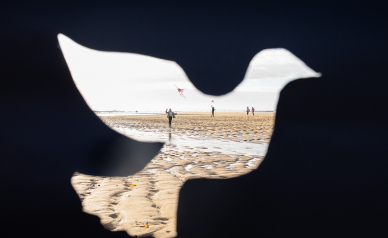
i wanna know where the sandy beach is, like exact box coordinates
[71,112,275,237]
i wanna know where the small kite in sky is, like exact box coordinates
[174,84,186,98]
[211,100,215,103]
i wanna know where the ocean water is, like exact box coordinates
[116,127,269,157]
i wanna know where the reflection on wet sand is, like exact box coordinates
[71,112,274,238]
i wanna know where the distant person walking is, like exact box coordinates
[167,108,175,128]
[246,107,250,115]
[211,106,215,117]
[252,107,255,116]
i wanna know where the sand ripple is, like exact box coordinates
[71,113,273,237]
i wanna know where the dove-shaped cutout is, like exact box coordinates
[58,34,321,237]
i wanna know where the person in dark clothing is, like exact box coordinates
[167,108,175,127]
[211,106,215,117]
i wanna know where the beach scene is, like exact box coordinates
[59,34,320,237]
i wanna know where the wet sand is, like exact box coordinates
[71,112,274,237]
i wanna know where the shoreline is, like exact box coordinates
[96,111,276,116]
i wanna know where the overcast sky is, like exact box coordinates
[58,34,320,112]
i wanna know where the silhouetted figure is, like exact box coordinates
[167,108,175,128]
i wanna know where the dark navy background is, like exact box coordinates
[1,0,387,237]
